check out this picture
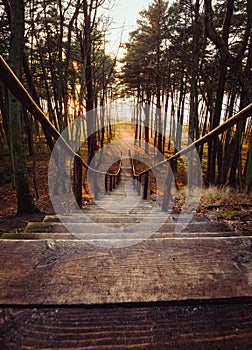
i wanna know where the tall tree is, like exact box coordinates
[206,0,234,184]
[83,0,97,163]
[204,0,252,185]
[122,0,169,154]
[8,0,38,214]
[188,0,201,143]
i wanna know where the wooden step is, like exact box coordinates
[1,300,251,349]
[1,232,76,240]
[1,230,241,241]
[43,213,210,224]
[0,237,251,305]
[24,221,231,234]
[82,201,160,212]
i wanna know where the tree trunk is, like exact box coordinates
[245,131,252,191]
[206,0,234,184]
[83,0,97,164]
[188,0,200,145]
[156,1,162,154]
[0,83,9,147]
[8,0,38,214]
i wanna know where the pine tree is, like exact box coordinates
[8,0,38,214]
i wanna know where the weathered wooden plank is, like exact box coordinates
[43,213,210,223]
[24,221,231,233]
[1,232,76,240]
[1,300,252,349]
[40,216,198,224]
[0,230,238,240]
[0,237,251,305]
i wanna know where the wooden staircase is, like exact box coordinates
[1,158,252,348]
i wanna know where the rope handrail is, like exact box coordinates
[0,55,121,178]
[132,102,252,177]
[2,54,251,178]
[1,54,252,205]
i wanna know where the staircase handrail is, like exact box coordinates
[0,55,121,177]
[132,102,252,177]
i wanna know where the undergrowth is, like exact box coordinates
[199,185,252,207]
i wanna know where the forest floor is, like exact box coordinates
[0,143,55,232]
[1,137,252,234]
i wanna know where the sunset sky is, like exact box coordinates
[106,0,151,56]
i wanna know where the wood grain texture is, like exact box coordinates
[43,214,210,222]
[24,221,231,233]
[1,301,252,349]
[0,237,251,305]
[0,230,238,241]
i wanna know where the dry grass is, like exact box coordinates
[200,185,252,207]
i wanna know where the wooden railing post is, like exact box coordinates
[73,156,82,208]
[93,172,98,200]
[143,171,149,200]
[131,156,138,191]
[113,175,116,189]
[133,174,136,190]
[131,156,135,189]
[162,161,173,212]
[105,174,108,193]
[137,174,142,196]
[116,170,120,186]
